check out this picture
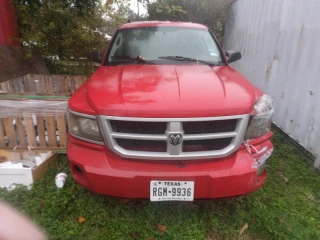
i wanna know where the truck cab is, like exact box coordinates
[67,21,274,201]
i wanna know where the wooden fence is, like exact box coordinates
[0,74,89,94]
[0,74,88,151]
[0,99,69,151]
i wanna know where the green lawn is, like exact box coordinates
[1,132,320,240]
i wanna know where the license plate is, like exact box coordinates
[150,181,194,201]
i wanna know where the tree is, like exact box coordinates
[14,0,110,60]
[106,0,184,21]
[127,9,148,22]
[14,0,132,74]
[147,0,233,43]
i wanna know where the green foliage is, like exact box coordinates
[147,0,233,43]
[104,0,131,33]
[14,0,108,60]
[153,0,186,15]
[1,131,320,239]
[14,0,134,74]
[44,59,97,75]
[127,8,148,22]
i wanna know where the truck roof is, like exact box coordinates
[119,21,208,29]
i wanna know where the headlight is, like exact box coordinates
[67,109,104,144]
[245,94,274,140]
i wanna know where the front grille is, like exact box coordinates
[99,115,249,160]
[110,120,166,134]
[183,120,237,134]
[117,139,167,152]
[183,138,233,152]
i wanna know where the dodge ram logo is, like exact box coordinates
[167,133,183,147]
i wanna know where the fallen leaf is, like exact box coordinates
[129,232,141,239]
[278,218,285,224]
[78,216,85,224]
[284,177,289,183]
[252,218,256,224]
[288,228,292,232]
[239,223,248,235]
[40,199,45,208]
[156,224,167,233]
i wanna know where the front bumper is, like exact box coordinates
[67,133,273,199]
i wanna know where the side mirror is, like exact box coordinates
[88,50,103,64]
[226,50,242,63]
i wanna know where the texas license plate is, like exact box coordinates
[150,181,194,202]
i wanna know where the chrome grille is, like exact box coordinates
[183,138,233,152]
[110,120,166,134]
[98,115,250,160]
[116,139,167,152]
[183,120,237,134]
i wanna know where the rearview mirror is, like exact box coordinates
[226,50,242,63]
[88,50,103,64]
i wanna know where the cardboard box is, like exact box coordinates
[0,150,57,187]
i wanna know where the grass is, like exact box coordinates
[1,131,320,240]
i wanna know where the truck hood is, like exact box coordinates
[86,65,257,118]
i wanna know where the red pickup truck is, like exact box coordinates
[67,21,274,201]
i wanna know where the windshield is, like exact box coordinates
[106,26,223,65]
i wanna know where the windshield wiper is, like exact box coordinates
[158,56,215,66]
[111,55,153,64]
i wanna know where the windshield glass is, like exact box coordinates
[106,26,222,65]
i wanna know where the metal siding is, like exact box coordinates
[224,0,320,167]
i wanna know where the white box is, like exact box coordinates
[0,150,57,187]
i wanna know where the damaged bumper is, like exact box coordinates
[67,132,273,199]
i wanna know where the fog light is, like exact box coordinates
[69,162,88,186]
[74,165,84,174]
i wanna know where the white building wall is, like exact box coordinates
[224,0,320,168]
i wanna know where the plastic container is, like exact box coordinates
[55,173,67,188]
